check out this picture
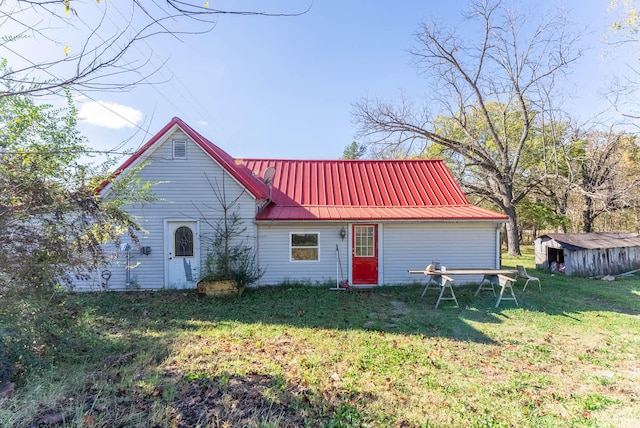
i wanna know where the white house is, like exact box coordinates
[77,117,508,291]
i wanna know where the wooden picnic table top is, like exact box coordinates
[408,268,517,276]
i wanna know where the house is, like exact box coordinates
[77,117,508,291]
[534,232,640,277]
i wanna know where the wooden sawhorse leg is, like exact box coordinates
[495,275,518,308]
[435,276,458,308]
[474,274,498,296]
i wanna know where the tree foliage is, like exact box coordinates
[0,89,153,291]
[517,124,640,235]
[610,0,640,34]
[341,141,367,159]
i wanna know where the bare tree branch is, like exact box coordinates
[0,0,310,97]
[354,0,580,255]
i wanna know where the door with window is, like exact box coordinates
[352,224,378,284]
[165,220,199,289]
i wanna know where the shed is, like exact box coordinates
[534,232,640,276]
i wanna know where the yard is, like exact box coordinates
[1,249,639,427]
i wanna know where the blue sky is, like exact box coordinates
[4,0,634,161]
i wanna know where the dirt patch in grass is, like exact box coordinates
[390,300,411,315]
[26,366,325,427]
[159,372,315,427]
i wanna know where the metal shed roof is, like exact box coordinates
[541,232,640,250]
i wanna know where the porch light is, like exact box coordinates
[340,227,347,241]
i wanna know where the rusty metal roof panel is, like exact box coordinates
[542,232,640,250]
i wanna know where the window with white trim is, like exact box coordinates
[290,232,319,262]
[173,140,187,159]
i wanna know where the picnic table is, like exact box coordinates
[408,268,519,308]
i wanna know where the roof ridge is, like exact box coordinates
[236,158,443,163]
[269,203,477,207]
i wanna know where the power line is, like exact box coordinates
[92,0,233,142]
[2,1,242,155]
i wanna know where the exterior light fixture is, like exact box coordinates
[340,227,347,241]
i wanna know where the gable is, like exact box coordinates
[100,117,268,199]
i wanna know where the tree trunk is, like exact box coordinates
[504,203,522,256]
[583,196,594,233]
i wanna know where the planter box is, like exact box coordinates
[197,279,244,297]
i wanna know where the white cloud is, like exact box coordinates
[78,101,143,129]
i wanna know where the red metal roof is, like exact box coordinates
[100,117,268,199]
[239,159,507,221]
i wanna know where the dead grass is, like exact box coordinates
[1,254,640,427]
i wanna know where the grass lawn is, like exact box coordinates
[1,247,640,427]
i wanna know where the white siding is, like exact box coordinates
[383,222,501,285]
[256,221,501,286]
[257,223,349,286]
[73,129,258,291]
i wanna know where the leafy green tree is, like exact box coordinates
[0,90,153,291]
[531,125,640,233]
[517,199,570,239]
[341,141,367,159]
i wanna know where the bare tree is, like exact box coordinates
[603,0,640,121]
[353,0,580,255]
[568,129,640,232]
[0,0,308,97]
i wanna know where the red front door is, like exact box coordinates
[352,224,378,284]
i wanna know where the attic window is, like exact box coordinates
[173,141,187,159]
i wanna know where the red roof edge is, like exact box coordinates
[98,117,268,199]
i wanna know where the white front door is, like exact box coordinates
[165,220,199,289]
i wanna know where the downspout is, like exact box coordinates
[256,224,261,286]
[496,224,503,268]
